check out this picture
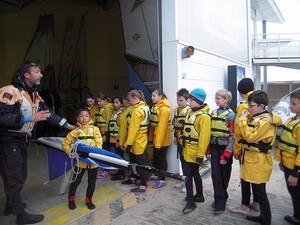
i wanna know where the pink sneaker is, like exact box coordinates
[229,205,249,215]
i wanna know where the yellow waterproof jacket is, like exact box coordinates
[182,104,211,163]
[125,101,149,155]
[88,105,98,125]
[238,111,281,183]
[62,120,103,169]
[118,106,133,147]
[95,103,113,135]
[172,105,190,144]
[275,115,300,170]
[234,91,253,156]
[109,107,125,143]
[148,98,172,148]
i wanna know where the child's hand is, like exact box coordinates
[219,159,227,165]
[239,110,248,119]
[287,175,298,187]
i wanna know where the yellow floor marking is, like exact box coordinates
[122,193,137,210]
[40,187,122,224]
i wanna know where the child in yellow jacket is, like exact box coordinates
[181,88,211,214]
[123,90,150,193]
[148,89,172,189]
[236,90,281,225]
[274,89,300,225]
[62,108,102,210]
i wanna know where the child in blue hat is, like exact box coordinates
[180,88,211,213]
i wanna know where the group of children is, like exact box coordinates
[61,80,300,225]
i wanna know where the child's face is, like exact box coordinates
[151,91,162,104]
[97,98,107,107]
[77,111,91,125]
[85,97,94,107]
[189,98,201,109]
[177,96,188,107]
[113,98,123,110]
[248,101,264,116]
[290,97,300,115]
[128,96,139,106]
[215,95,228,108]
[122,98,130,107]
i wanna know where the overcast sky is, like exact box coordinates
[262,0,300,82]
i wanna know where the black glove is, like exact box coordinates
[196,157,203,165]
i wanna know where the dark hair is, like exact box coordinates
[176,88,189,100]
[85,93,94,100]
[113,96,123,105]
[290,89,300,100]
[96,93,108,101]
[248,90,269,107]
[76,108,90,117]
[20,61,40,77]
[152,89,167,99]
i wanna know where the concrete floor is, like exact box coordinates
[0,142,294,225]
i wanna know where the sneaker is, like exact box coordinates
[229,205,249,215]
[153,181,166,189]
[111,174,125,181]
[249,201,260,212]
[86,202,95,210]
[214,208,224,214]
[16,211,44,225]
[174,182,185,189]
[284,215,300,224]
[121,179,136,185]
[246,215,262,223]
[182,200,197,214]
[68,200,76,210]
[98,171,109,179]
[185,194,205,203]
[148,176,157,181]
[131,187,146,193]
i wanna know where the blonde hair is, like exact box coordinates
[215,89,232,103]
[127,89,145,101]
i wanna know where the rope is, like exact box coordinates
[64,140,83,183]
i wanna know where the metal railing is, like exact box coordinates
[253,33,300,60]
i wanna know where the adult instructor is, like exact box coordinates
[0,61,76,225]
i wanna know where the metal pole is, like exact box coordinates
[262,21,268,93]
